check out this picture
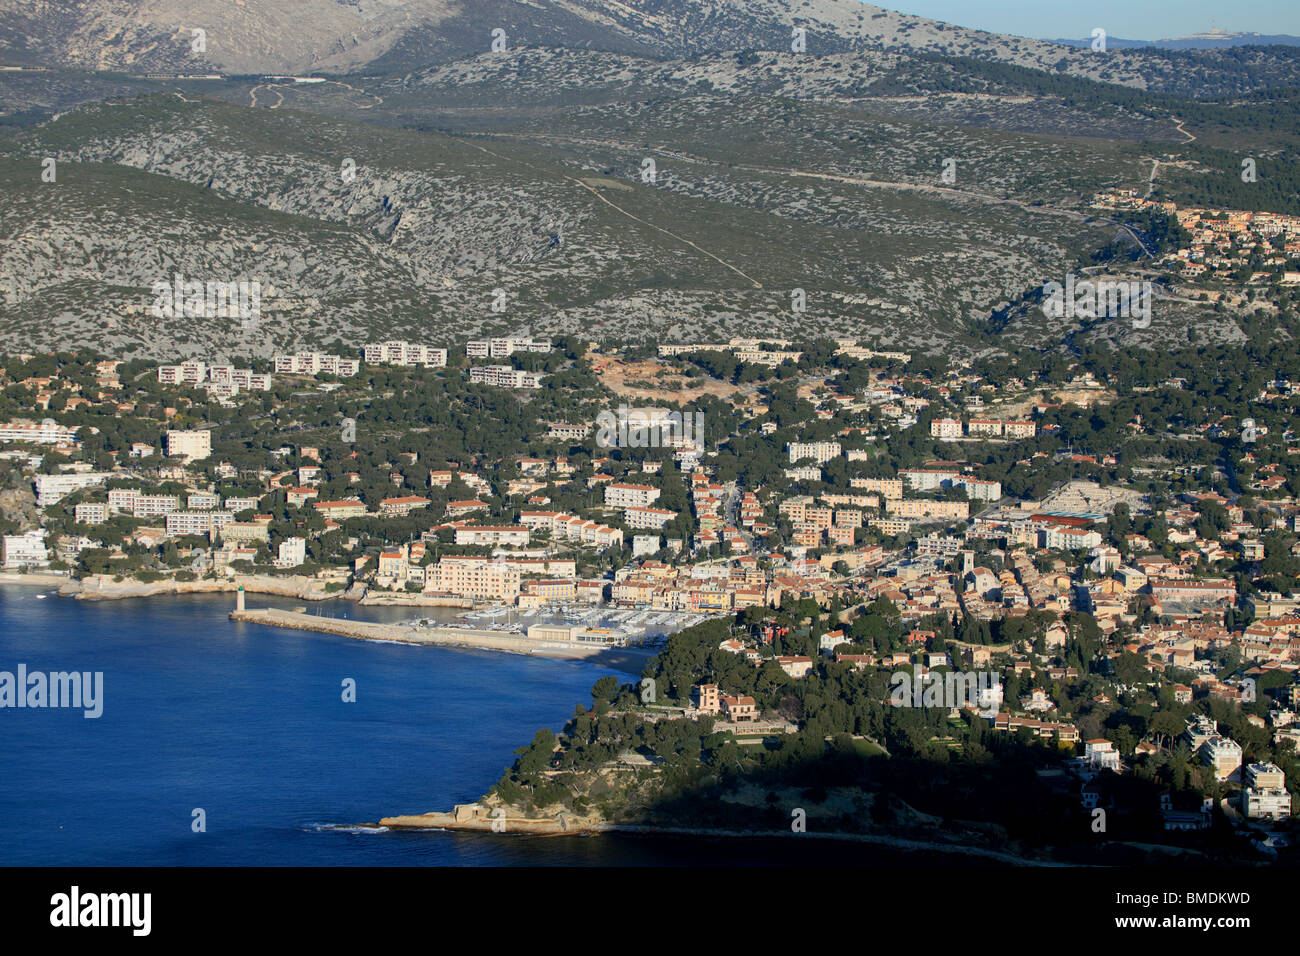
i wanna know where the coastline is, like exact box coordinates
[0,578,653,673]
[230,606,655,674]
[374,807,1065,865]
[3,572,347,602]
[2,572,487,611]
[0,571,73,588]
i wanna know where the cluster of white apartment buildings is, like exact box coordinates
[518,512,625,549]
[158,360,271,398]
[1185,716,1243,781]
[0,419,79,445]
[469,366,544,389]
[273,351,360,377]
[899,467,1001,501]
[94,488,256,521]
[659,339,801,366]
[107,488,180,518]
[165,510,236,537]
[931,418,1036,439]
[833,340,911,363]
[363,341,447,367]
[466,337,551,358]
[453,526,532,547]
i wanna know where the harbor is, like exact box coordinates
[228,602,664,674]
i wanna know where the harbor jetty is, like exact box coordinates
[228,604,656,670]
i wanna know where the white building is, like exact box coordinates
[454,526,531,547]
[34,473,109,507]
[276,538,307,568]
[165,511,234,537]
[274,352,360,377]
[133,495,181,518]
[1243,788,1292,820]
[787,441,841,464]
[165,429,212,462]
[363,341,447,367]
[624,506,675,530]
[930,419,962,440]
[1042,527,1103,551]
[74,503,108,525]
[1201,736,1243,780]
[467,337,551,358]
[0,419,79,445]
[1242,761,1290,818]
[2,531,48,569]
[952,476,1002,501]
[605,483,661,510]
[468,365,543,388]
[1084,739,1121,772]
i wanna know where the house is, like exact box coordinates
[380,495,429,517]
[775,655,814,678]
[1084,739,1121,771]
[720,694,758,722]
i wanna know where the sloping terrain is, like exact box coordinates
[0,90,1135,358]
[0,2,1290,361]
[3,0,1300,96]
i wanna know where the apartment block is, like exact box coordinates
[466,337,552,358]
[454,526,531,547]
[930,418,962,439]
[363,341,448,367]
[276,538,307,568]
[468,365,544,389]
[165,429,212,462]
[165,510,234,537]
[34,472,108,507]
[0,419,79,445]
[605,483,661,509]
[424,557,522,601]
[74,503,108,525]
[132,495,180,518]
[625,507,676,530]
[885,498,970,521]
[787,441,841,464]
[2,531,48,569]
[849,477,904,499]
[274,352,360,377]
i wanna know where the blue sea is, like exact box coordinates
[0,584,956,866]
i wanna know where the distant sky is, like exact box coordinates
[875,1,1300,40]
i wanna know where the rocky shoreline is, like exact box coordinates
[62,573,340,602]
[374,804,1061,864]
[0,571,479,610]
